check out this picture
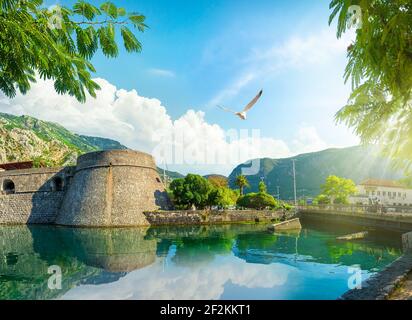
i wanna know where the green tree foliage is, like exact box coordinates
[0,0,147,102]
[208,187,239,209]
[314,194,331,205]
[236,181,279,210]
[235,175,250,195]
[258,180,267,193]
[280,201,293,211]
[319,175,357,204]
[329,0,412,172]
[170,174,240,210]
[169,174,213,210]
[237,192,278,210]
[207,175,228,188]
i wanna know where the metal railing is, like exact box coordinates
[298,204,412,215]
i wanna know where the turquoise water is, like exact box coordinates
[0,221,403,300]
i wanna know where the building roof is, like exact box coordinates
[0,161,33,171]
[359,179,406,189]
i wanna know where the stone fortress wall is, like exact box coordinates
[0,150,170,227]
[0,167,74,224]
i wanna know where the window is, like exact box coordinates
[3,179,15,194]
[377,191,381,196]
[388,192,392,197]
[52,177,63,191]
[398,192,402,197]
[383,191,386,196]
[372,191,375,196]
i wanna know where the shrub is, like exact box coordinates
[208,187,239,209]
[314,194,330,205]
[237,192,278,210]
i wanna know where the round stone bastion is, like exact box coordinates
[56,150,170,227]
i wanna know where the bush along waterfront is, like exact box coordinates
[169,174,291,212]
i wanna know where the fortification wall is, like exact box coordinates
[0,167,74,225]
[56,150,170,227]
[0,167,74,193]
[0,192,65,224]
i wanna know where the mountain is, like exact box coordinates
[204,174,227,180]
[0,112,100,166]
[0,113,182,179]
[228,146,404,200]
[157,167,185,180]
[79,135,127,151]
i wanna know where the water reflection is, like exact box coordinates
[0,223,404,300]
[0,226,155,299]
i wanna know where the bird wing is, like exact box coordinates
[217,105,237,114]
[242,90,263,112]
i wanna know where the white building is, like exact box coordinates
[350,179,412,206]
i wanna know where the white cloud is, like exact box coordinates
[0,77,328,175]
[208,28,356,107]
[292,126,328,154]
[61,255,292,300]
[147,68,176,78]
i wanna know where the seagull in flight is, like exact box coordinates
[217,89,263,120]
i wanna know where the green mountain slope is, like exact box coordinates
[228,146,404,200]
[157,167,185,180]
[79,135,127,151]
[0,112,103,166]
[0,112,183,179]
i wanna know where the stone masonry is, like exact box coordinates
[144,209,291,226]
[0,150,170,227]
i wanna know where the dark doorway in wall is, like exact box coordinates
[52,177,64,191]
[3,179,15,194]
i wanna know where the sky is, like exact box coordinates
[0,0,360,175]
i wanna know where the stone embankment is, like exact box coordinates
[340,254,412,300]
[143,209,293,226]
[341,231,412,300]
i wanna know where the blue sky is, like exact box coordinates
[1,0,360,174]
[88,0,356,144]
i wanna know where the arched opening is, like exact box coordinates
[3,179,15,194]
[52,177,64,191]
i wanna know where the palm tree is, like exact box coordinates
[235,175,250,196]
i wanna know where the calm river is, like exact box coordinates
[0,220,403,300]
